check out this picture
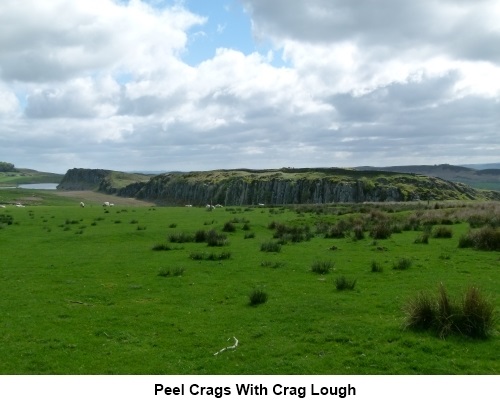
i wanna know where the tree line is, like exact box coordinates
[0,162,17,172]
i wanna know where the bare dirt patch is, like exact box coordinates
[53,190,156,207]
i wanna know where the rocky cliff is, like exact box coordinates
[131,168,498,205]
[58,167,499,205]
[57,168,150,192]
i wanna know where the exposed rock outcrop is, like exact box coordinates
[57,168,111,191]
[58,167,500,205]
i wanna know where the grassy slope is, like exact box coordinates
[0,169,64,186]
[0,200,498,375]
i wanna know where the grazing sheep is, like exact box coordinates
[215,204,223,208]
[15,203,25,207]
[185,204,192,207]
[0,205,5,208]
[103,202,110,207]
[80,202,85,208]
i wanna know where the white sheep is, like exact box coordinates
[0,205,5,208]
[103,202,110,207]
[80,202,85,208]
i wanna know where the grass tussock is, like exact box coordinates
[335,276,357,291]
[371,260,384,273]
[393,257,412,270]
[432,226,453,238]
[404,283,495,339]
[311,260,334,275]
[458,226,500,251]
[189,251,232,261]
[158,266,185,277]
[249,289,268,306]
[260,240,281,253]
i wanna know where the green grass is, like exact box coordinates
[0,199,498,375]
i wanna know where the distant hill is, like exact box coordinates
[0,167,64,186]
[355,164,500,191]
[57,167,500,206]
[462,163,500,170]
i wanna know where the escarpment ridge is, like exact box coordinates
[57,167,500,205]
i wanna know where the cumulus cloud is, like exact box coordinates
[0,0,498,172]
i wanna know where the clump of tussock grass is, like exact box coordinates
[206,229,228,246]
[352,225,365,241]
[403,284,495,339]
[168,232,195,243]
[260,240,281,253]
[311,260,334,275]
[158,266,185,277]
[458,226,500,251]
[249,289,268,306]
[371,260,384,273]
[244,232,255,239]
[325,220,349,239]
[369,221,393,239]
[432,226,453,238]
[129,219,138,224]
[270,221,313,243]
[152,243,172,251]
[222,221,236,232]
[393,257,412,270]
[335,276,357,291]
[136,225,147,231]
[189,251,231,261]
[261,261,285,268]
[414,232,430,244]
[168,223,177,228]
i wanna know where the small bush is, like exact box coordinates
[371,260,383,273]
[311,260,334,275]
[249,289,268,306]
[335,276,357,291]
[260,241,281,253]
[432,226,453,238]
[393,257,412,270]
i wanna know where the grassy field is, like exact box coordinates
[0,191,498,375]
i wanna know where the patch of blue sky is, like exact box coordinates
[120,0,288,67]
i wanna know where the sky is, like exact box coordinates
[0,0,499,174]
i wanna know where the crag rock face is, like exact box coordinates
[58,167,498,205]
[57,168,112,191]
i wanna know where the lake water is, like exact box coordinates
[18,183,59,190]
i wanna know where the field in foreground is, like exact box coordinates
[0,198,498,374]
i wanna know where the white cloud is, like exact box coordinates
[0,0,499,173]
